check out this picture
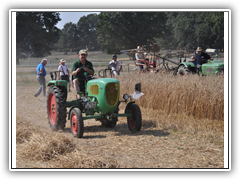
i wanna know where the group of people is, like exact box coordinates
[34,49,121,98]
[135,46,213,73]
[34,46,212,98]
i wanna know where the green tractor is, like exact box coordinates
[175,59,224,76]
[174,48,224,76]
[46,70,143,138]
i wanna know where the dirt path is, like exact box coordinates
[15,85,224,168]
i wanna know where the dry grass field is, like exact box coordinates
[15,66,224,168]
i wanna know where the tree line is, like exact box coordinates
[16,11,224,64]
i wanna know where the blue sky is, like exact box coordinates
[56,12,100,29]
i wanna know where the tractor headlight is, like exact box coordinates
[123,94,129,100]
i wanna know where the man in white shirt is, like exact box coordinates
[108,55,122,75]
[135,46,144,61]
[58,59,71,92]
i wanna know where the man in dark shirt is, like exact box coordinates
[193,47,213,70]
[71,49,94,97]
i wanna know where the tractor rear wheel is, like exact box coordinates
[47,86,66,131]
[177,65,190,76]
[70,108,84,138]
[125,103,142,131]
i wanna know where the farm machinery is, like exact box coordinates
[46,70,143,138]
[174,59,224,76]
[123,44,224,75]
[174,48,224,76]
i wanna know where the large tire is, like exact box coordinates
[70,108,84,138]
[177,65,190,76]
[47,86,66,131]
[125,103,142,132]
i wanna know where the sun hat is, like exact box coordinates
[137,46,141,50]
[60,59,66,64]
[78,49,88,55]
[196,47,203,51]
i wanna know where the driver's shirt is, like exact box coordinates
[194,52,211,65]
[71,59,94,80]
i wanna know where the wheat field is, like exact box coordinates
[15,70,225,168]
[118,72,224,120]
[117,72,224,139]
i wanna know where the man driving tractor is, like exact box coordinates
[71,49,94,98]
[192,47,213,71]
[192,47,212,66]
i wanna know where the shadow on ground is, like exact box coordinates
[60,122,170,138]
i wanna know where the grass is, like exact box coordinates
[18,51,131,66]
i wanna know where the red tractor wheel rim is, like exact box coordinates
[71,113,78,135]
[48,92,57,125]
[128,107,136,129]
[180,72,185,76]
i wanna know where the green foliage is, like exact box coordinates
[57,22,80,52]
[56,14,100,52]
[96,12,167,54]
[16,11,224,63]
[159,12,224,50]
[16,12,61,64]
[76,14,100,50]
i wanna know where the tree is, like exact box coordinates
[76,14,100,51]
[56,13,100,52]
[96,12,167,54]
[16,12,61,64]
[164,12,224,50]
[57,22,80,52]
[205,12,224,50]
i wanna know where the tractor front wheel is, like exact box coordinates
[70,108,84,138]
[125,103,142,132]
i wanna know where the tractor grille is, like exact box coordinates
[106,83,119,106]
[90,84,99,95]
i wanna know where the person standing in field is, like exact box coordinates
[58,59,71,92]
[34,59,47,97]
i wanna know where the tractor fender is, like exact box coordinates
[67,106,76,120]
[174,62,196,75]
[177,62,196,68]
[47,81,68,100]
[125,102,135,113]
[47,80,68,88]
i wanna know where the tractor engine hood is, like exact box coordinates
[86,78,120,114]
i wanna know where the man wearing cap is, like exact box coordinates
[58,59,71,92]
[34,58,47,97]
[71,49,94,97]
[194,47,213,71]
